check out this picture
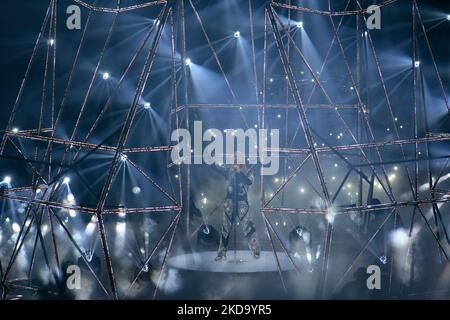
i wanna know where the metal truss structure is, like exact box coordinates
[0,0,449,299]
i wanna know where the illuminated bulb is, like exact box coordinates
[414,61,420,68]
[132,186,141,194]
[69,210,77,218]
[12,223,21,233]
[67,194,75,203]
[300,188,305,193]
[296,21,303,29]
[4,176,12,184]
[233,31,240,38]
[12,128,19,133]
[102,72,110,80]
[49,38,55,46]
[120,154,128,162]
[63,177,70,184]
[447,14,450,21]
[144,102,151,109]
[185,58,192,66]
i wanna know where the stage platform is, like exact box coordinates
[167,250,297,273]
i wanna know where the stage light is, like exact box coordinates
[116,222,126,234]
[132,186,141,194]
[300,188,305,193]
[233,31,240,38]
[390,228,409,249]
[394,166,398,171]
[120,154,128,162]
[414,61,420,68]
[69,209,77,218]
[296,21,303,29]
[154,19,160,26]
[118,207,126,218]
[447,14,450,21]
[379,255,387,265]
[269,78,274,82]
[12,127,19,133]
[3,176,11,184]
[63,177,70,184]
[202,197,207,204]
[102,72,110,80]
[332,176,336,180]
[67,193,75,203]
[185,58,192,66]
[49,38,55,46]
[12,223,20,233]
[144,102,151,109]
[334,163,338,168]
[277,114,281,118]
[364,31,368,37]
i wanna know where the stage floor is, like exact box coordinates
[168,250,297,273]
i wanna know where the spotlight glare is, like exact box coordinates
[67,193,75,203]
[233,31,240,38]
[390,228,409,249]
[49,38,55,46]
[12,223,21,233]
[447,14,450,21]
[69,209,77,218]
[120,154,128,162]
[185,58,192,66]
[116,222,126,234]
[132,186,141,194]
[12,127,19,133]
[3,176,12,184]
[63,177,70,184]
[102,72,110,80]
[414,61,420,68]
[296,21,303,29]
[144,102,151,109]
